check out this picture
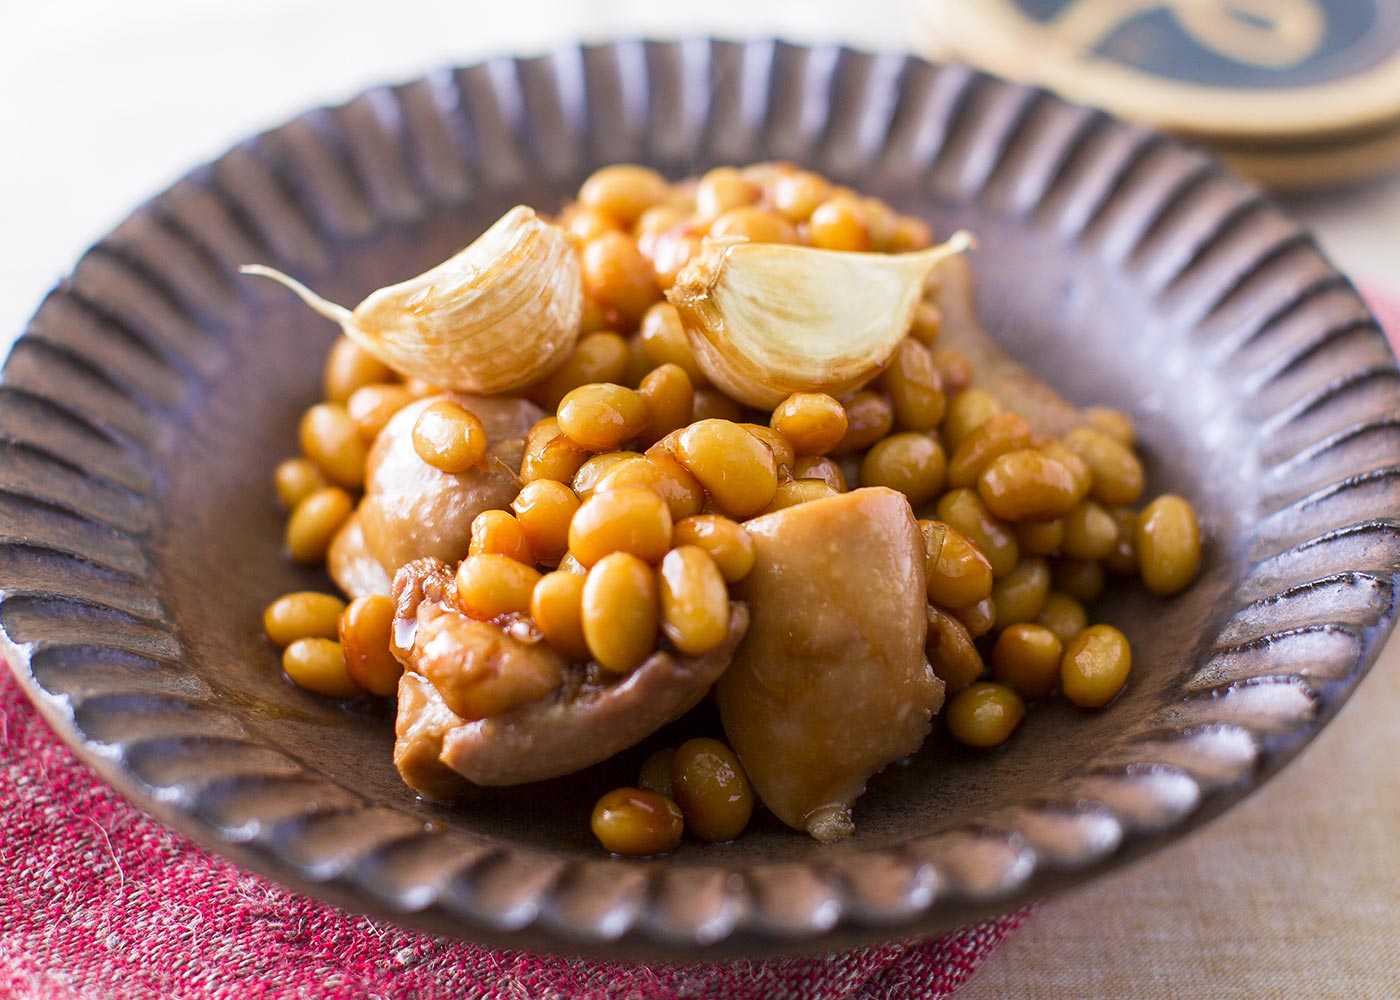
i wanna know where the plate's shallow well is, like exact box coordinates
[3,40,1398,959]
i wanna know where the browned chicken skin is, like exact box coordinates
[326,512,391,599]
[394,671,471,800]
[389,557,749,793]
[341,395,543,587]
[716,487,945,842]
[439,604,747,786]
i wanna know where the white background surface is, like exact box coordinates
[2,3,1398,996]
[0,0,912,346]
[3,0,1399,348]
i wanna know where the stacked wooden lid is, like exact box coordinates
[918,0,1400,189]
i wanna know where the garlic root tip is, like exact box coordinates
[946,229,976,254]
[239,264,353,325]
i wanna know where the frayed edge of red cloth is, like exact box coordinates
[0,672,1028,1000]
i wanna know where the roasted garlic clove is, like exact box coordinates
[666,232,973,408]
[242,206,583,394]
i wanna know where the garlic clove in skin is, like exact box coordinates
[666,231,973,409]
[242,206,583,395]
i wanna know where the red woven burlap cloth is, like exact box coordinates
[0,671,1026,1000]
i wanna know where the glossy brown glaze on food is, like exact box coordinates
[357,396,540,574]
[389,557,748,789]
[327,512,392,598]
[394,670,470,800]
[258,162,1205,853]
[438,604,746,786]
[716,487,945,841]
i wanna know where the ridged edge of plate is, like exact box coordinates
[2,39,1398,957]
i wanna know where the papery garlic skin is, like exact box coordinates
[666,232,973,409]
[242,206,583,395]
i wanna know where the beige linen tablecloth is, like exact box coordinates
[960,639,1400,999]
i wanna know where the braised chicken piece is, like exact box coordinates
[390,557,748,793]
[716,487,945,842]
[395,671,470,800]
[326,512,391,599]
[438,606,746,786]
[354,395,543,576]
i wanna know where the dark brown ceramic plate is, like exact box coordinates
[3,40,1398,960]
